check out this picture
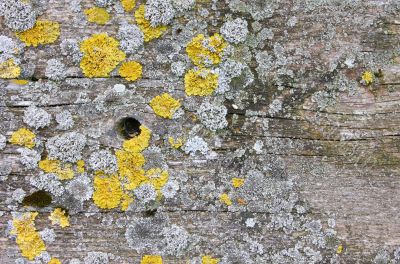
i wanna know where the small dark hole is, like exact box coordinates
[31,76,39,81]
[144,209,157,217]
[22,190,52,207]
[117,117,142,139]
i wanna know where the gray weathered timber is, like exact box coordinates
[1,0,400,263]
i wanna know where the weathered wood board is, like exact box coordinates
[1,0,400,263]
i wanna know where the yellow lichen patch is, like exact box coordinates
[120,192,134,211]
[49,208,70,228]
[84,7,110,25]
[202,256,220,264]
[10,128,36,149]
[48,258,61,264]
[121,0,136,12]
[232,178,245,188]
[93,171,123,209]
[145,168,169,192]
[11,212,46,260]
[168,137,183,149]
[11,79,29,85]
[186,33,227,66]
[123,168,147,190]
[0,59,21,79]
[336,244,343,254]
[184,68,218,96]
[361,71,374,85]
[80,33,126,78]
[122,125,151,153]
[219,193,232,206]
[116,150,145,175]
[38,159,75,180]
[141,255,163,264]
[16,20,60,47]
[76,160,85,173]
[119,61,142,81]
[149,93,181,119]
[135,5,167,42]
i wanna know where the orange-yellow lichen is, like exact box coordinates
[123,168,147,190]
[10,128,36,148]
[202,256,220,264]
[11,79,29,85]
[135,5,167,42]
[219,193,232,206]
[120,192,134,211]
[79,33,126,78]
[48,258,61,264]
[232,178,245,188]
[16,20,60,47]
[49,208,70,228]
[149,93,181,119]
[237,198,247,205]
[361,71,374,85]
[186,33,227,66]
[121,0,136,12]
[84,7,110,25]
[76,160,85,173]
[145,168,169,193]
[116,150,145,175]
[119,61,142,81]
[93,171,123,209]
[38,159,75,180]
[0,59,21,79]
[141,255,163,264]
[184,68,218,96]
[122,125,151,153]
[168,137,183,149]
[336,244,343,254]
[11,212,46,260]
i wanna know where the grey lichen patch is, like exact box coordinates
[125,214,192,256]
[0,35,23,63]
[30,173,64,197]
[17,147,41,169]
[55,110,74,130]
[183,136,209,156]
[39,228,56,244]
[1,0,37,31]
[134,183,157,203]
[0,134,6,150]
[161,224,190,255]
[84,251,109,264]
[117,22,144,54]
[220,18,249,44]
[145,0,176,26]
[65,175,93,202]
[197,101,228,131]
[161,180,179,199]
[45,59,67,81]
[60,39,83,64]
[46,132,86,163]
[94,0,114,7]
[171,0,195,13]
[88,149,117,174]
[23,105,52,129]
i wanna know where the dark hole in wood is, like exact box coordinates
[144,208,157,217]
[22,190,52,207]
[117,117,142,139]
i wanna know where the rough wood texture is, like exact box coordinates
[1,0,400,263]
